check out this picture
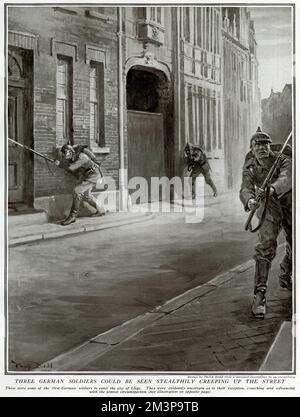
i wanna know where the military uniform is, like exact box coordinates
[240,128,292,317]
[185,144,218,197]
[58,145,104,225]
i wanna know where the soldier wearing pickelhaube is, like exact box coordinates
[55,144,105,225]
[240,127,292,319]
[184,142,218,198]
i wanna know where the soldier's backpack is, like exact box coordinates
[73,145,98,163]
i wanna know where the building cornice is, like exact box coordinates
[222,29,249,52]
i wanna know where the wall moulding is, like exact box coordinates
[51,38,78,61]
[8,30,39,55]
[125,51,172,82]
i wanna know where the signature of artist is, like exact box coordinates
[11,360,52,371]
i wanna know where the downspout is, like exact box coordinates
[174,7,181,176]
[118,7,126,211]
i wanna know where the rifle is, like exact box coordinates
[8,137,56,163]
[8,137,104,187]
[245,131,292,232]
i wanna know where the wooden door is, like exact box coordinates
[127,110,165,202]
[8,86,24,202]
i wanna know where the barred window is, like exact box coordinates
[56,56,73,145]
[89,62,105,147]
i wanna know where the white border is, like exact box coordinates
[0,0,298,397]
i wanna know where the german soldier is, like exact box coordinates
[55,144,105,226]
[240,127,292,319]
[184,143,218,198]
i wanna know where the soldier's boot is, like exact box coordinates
[279,255,292,290]
[279,274,292,291]
[251,291,266,319]
[206,179,218,197]
[252,260,270,319]
[61,194,81,226]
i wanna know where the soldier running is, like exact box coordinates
[184,142,218,198]
[55,144,105,226]
[240,127,292,319]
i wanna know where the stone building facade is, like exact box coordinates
[8,6,119,209]
[261,84,292,145]
[175,7,224,189]
[7,5,261,211]
[222,7,261,190]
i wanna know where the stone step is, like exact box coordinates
[8,210,48,227]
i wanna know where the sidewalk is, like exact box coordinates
[37,245,293,373]
[8,191,235,247]
[8,211,155,247]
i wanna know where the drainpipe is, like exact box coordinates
[175,7,181,175]
[118,7,127,211]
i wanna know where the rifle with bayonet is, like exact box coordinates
[245,131,292,232]
[8,137,56,163]
[8,137,105,186]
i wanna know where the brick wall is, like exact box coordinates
[8,6,120,198]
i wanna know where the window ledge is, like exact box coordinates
[91,146,110,154]
[85,10,110,22]
[53,7,77,15]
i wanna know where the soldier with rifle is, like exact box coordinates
[184,142,218,198]
[8,138,106,226]
[54,144,105,225]
[240,127,292,319]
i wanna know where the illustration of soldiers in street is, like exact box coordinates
[4,4,295,381]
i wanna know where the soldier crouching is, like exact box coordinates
[240,127,292,319]
[55,144,105,226]
[184,143,218,198]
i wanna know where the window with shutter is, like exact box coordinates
[89,62,105,147]
[56,57,73,145]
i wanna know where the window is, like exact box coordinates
[89,62,105,147]
[197,8,202,46]
[206,97,211,151]
[206,8,210,50]
[184,8,190,42]
[149,7,162,25]
[232,53,236,71]
[56,56,73,145]
[240,81,244,101]
[187,85,193,141]
[218,99,222,149]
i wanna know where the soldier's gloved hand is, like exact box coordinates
[54,160,60,166]
[248,198,260,211]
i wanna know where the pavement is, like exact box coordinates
[7,191,232,247]
[8,210,155,247]
[7,191,293,373]
[34,244,293,373]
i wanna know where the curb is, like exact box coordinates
[9,213,155,247]
[34,256,255,372]
[259,321,293,372]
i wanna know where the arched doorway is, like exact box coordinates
[8,47,33,207]
[126,66,172,202]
